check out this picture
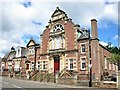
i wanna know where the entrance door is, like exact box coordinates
[54,56,60,73]
[26,64,29,70]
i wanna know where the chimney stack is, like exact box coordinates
[91,19,98,39]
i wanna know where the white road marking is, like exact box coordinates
[2,81,25,89]
[2,81,9,84]
[12,85,22,88]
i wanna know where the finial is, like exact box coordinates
[11,46,15,51]
[30,37,33,40]
[56,6,59,10]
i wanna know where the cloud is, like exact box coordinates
[103,3,118,24]
[32,20,41,25]
[0,0,119,58]
[19,0,32,8]
[99,41,108,46]
[113,35,118,40]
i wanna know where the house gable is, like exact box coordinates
[27,38,36,48]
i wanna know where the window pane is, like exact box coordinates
[69,59,73,70]
[81,58,86,70]
[81,44,85,52]
[55,37,60,49]
[43,61,45,70]
[82,63,86,69]
[52,39,54,49]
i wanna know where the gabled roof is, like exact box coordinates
[51,7,66,17]
[77,28,90,41]
[26,37,40,48]
[99,43,111,53]
[78,34,88,40]
[26,37,36,47]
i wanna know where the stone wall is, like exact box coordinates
[57,77,76,85]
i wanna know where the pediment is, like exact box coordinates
[52,11,63,17]
[27,38,36,47]
[29,41,35,46]
[51,7,65,17]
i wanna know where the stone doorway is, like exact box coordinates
[54,55,60,73]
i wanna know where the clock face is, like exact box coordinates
[53,24,64,32]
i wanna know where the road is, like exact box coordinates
[0,76,117,90]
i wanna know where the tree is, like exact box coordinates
[106,46,120,70]
[107,54,120,70]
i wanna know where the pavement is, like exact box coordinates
[0,76,117,90]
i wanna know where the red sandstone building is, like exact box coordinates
[0,7,117,82]
[39,7,117,81]
[26,38,40,72]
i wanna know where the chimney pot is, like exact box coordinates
[91,19,97,22]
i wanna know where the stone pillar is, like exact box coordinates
[117,71,120,90]
[73,73,78,84]
[55,72,59,83]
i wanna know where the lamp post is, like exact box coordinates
[89,60,92,87]
[34,45,39,72]
[34,46,37,72]
[88,29,92,87]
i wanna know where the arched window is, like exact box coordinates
[52,24,64,32]
[49,23,65,50]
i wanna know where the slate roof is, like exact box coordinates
[77,28,90,41]
[2,53,9,62]
[78,34,88,40]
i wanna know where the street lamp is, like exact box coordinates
[89,60,92,87]
[34,45,39,72]
[34,46,37,72]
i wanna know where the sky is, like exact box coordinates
[0,0,119,58]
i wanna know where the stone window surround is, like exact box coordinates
[28,47,35,55]
[31,62,34,71]
[41,61,47,70]
[109,62,111,70]
[80,43,86,54]
[80,57,86,70]
[51,23,64,33]
[104,56,107,70]
[67,57,76,70]
[49,35,65,50]
[68,59,74,70]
